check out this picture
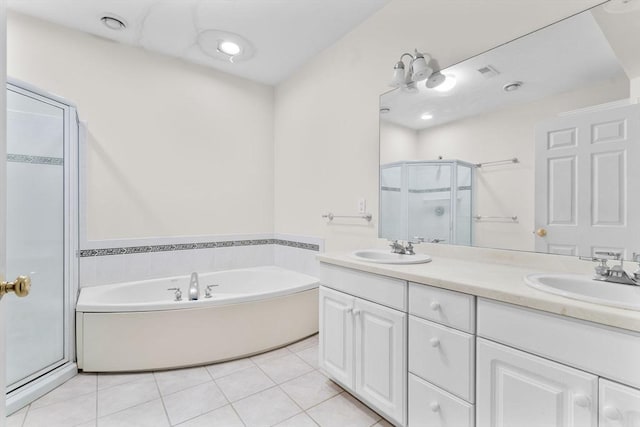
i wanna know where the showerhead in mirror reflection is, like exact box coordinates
[379,2,640,260]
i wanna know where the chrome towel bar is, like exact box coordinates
[322,212,373,222]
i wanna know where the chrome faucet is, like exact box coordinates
[389,240,406,254]
[188,272,200,300]
[580,251,639,286]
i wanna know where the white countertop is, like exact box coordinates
[318,252,640,333]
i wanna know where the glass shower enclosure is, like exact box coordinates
[5,80,79,413]
[380,160,474,245]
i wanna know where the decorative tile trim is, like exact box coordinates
[79,239,319,257]
[7,153,64,166]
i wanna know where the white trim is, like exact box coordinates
[6,363,77,415]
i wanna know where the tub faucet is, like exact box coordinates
[188,272,200,300]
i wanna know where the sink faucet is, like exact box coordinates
[580,251,639,286]
[188,272,200,300]
[389,240,406,254]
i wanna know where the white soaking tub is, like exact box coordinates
[76,266,319,372]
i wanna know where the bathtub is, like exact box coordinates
[76,266,319,372]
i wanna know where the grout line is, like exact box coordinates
[152,372,172,426]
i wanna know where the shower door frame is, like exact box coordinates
[6,78,79,413]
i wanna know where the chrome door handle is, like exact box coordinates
[0,275,31,298]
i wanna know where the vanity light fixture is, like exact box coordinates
[101,15,126,31]
[432,74,457,92]
[421,113,433,120]
[390,49,434,89]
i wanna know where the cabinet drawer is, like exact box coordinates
[409,373,474,427]
[409,316,475,402]
[320,263,407,311]
[408,282,475,333]
[599,379,640,427]
[477,298,640,389]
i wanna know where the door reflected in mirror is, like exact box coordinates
[379,1,640,259]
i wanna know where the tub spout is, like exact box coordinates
[188,272,200,300]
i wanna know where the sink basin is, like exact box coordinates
[524,273,640,311]
[351,249,432,265]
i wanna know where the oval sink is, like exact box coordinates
[351,249,432,265]
[524,273,640,311]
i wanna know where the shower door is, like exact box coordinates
[5,82,78,411]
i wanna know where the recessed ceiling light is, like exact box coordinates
[503,81,523,92]
[101,15,126,31]
[198,30,254,63]
[421,113,433,120]
[218,40,241,56]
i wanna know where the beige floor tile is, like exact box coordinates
[97,399,169,427]
[280,371,342,410]
[97,377,159,417]
[250,347,291,364]
[286,334,319,353]
[163,381,228,425]
[154,366,212,396]
[274,412,318,427]
[295,346,320,369]
[75,420,97,427]
[256,353,314,384]
[372,419,393,427]
[307,393,380,427]
[206,357,255,379]
[97,372,153,391]
[31,374,97,409]
[176,404,244,427]
[233,387,301,427]
[6,405,28,427]
[23,392,96,427]
[215,366,275,402]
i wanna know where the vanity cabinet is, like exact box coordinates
[476,338,598,427]
[319,265,407,426]
[599,379,640,426]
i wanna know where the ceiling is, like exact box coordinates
[7,0,389,85]
[380,4,630,131]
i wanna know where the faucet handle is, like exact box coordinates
[405,242,415,255]
[167,287,182,301]
[205,284,218,298]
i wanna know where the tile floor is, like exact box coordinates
[6,334,392,427]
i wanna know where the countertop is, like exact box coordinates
[317,252,640,333]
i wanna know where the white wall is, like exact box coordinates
[416,77,629,251]
[379,120,417,164]
[273,0,604,252]
[7,12,275,241]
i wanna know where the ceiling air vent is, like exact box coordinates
[477,65,500,79]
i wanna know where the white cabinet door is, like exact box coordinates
[599,379,640,427]
[354,297,407,426]
[477,338,597,427]
[319,286,355,388]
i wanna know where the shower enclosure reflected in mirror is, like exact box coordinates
[379,1,640,259]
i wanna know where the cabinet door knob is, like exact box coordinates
[430,402,440,412]
[603,406,622,421]
[573,394,590,408]
[430,301,441,311]
[429,337,440,348]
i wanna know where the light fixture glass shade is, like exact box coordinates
[433,74,457,92]
[411,53,433,81]
[390,61,406,87]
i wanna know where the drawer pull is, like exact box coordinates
[573,394,590,408]
[430,301,441,311]
[429,337,440,348]
[430,402,440,412]
[603,406,622,421]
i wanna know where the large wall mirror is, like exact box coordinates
[379,0,640,260]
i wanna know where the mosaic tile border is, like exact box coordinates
[7,153,64,166]
[79,239,319,257]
